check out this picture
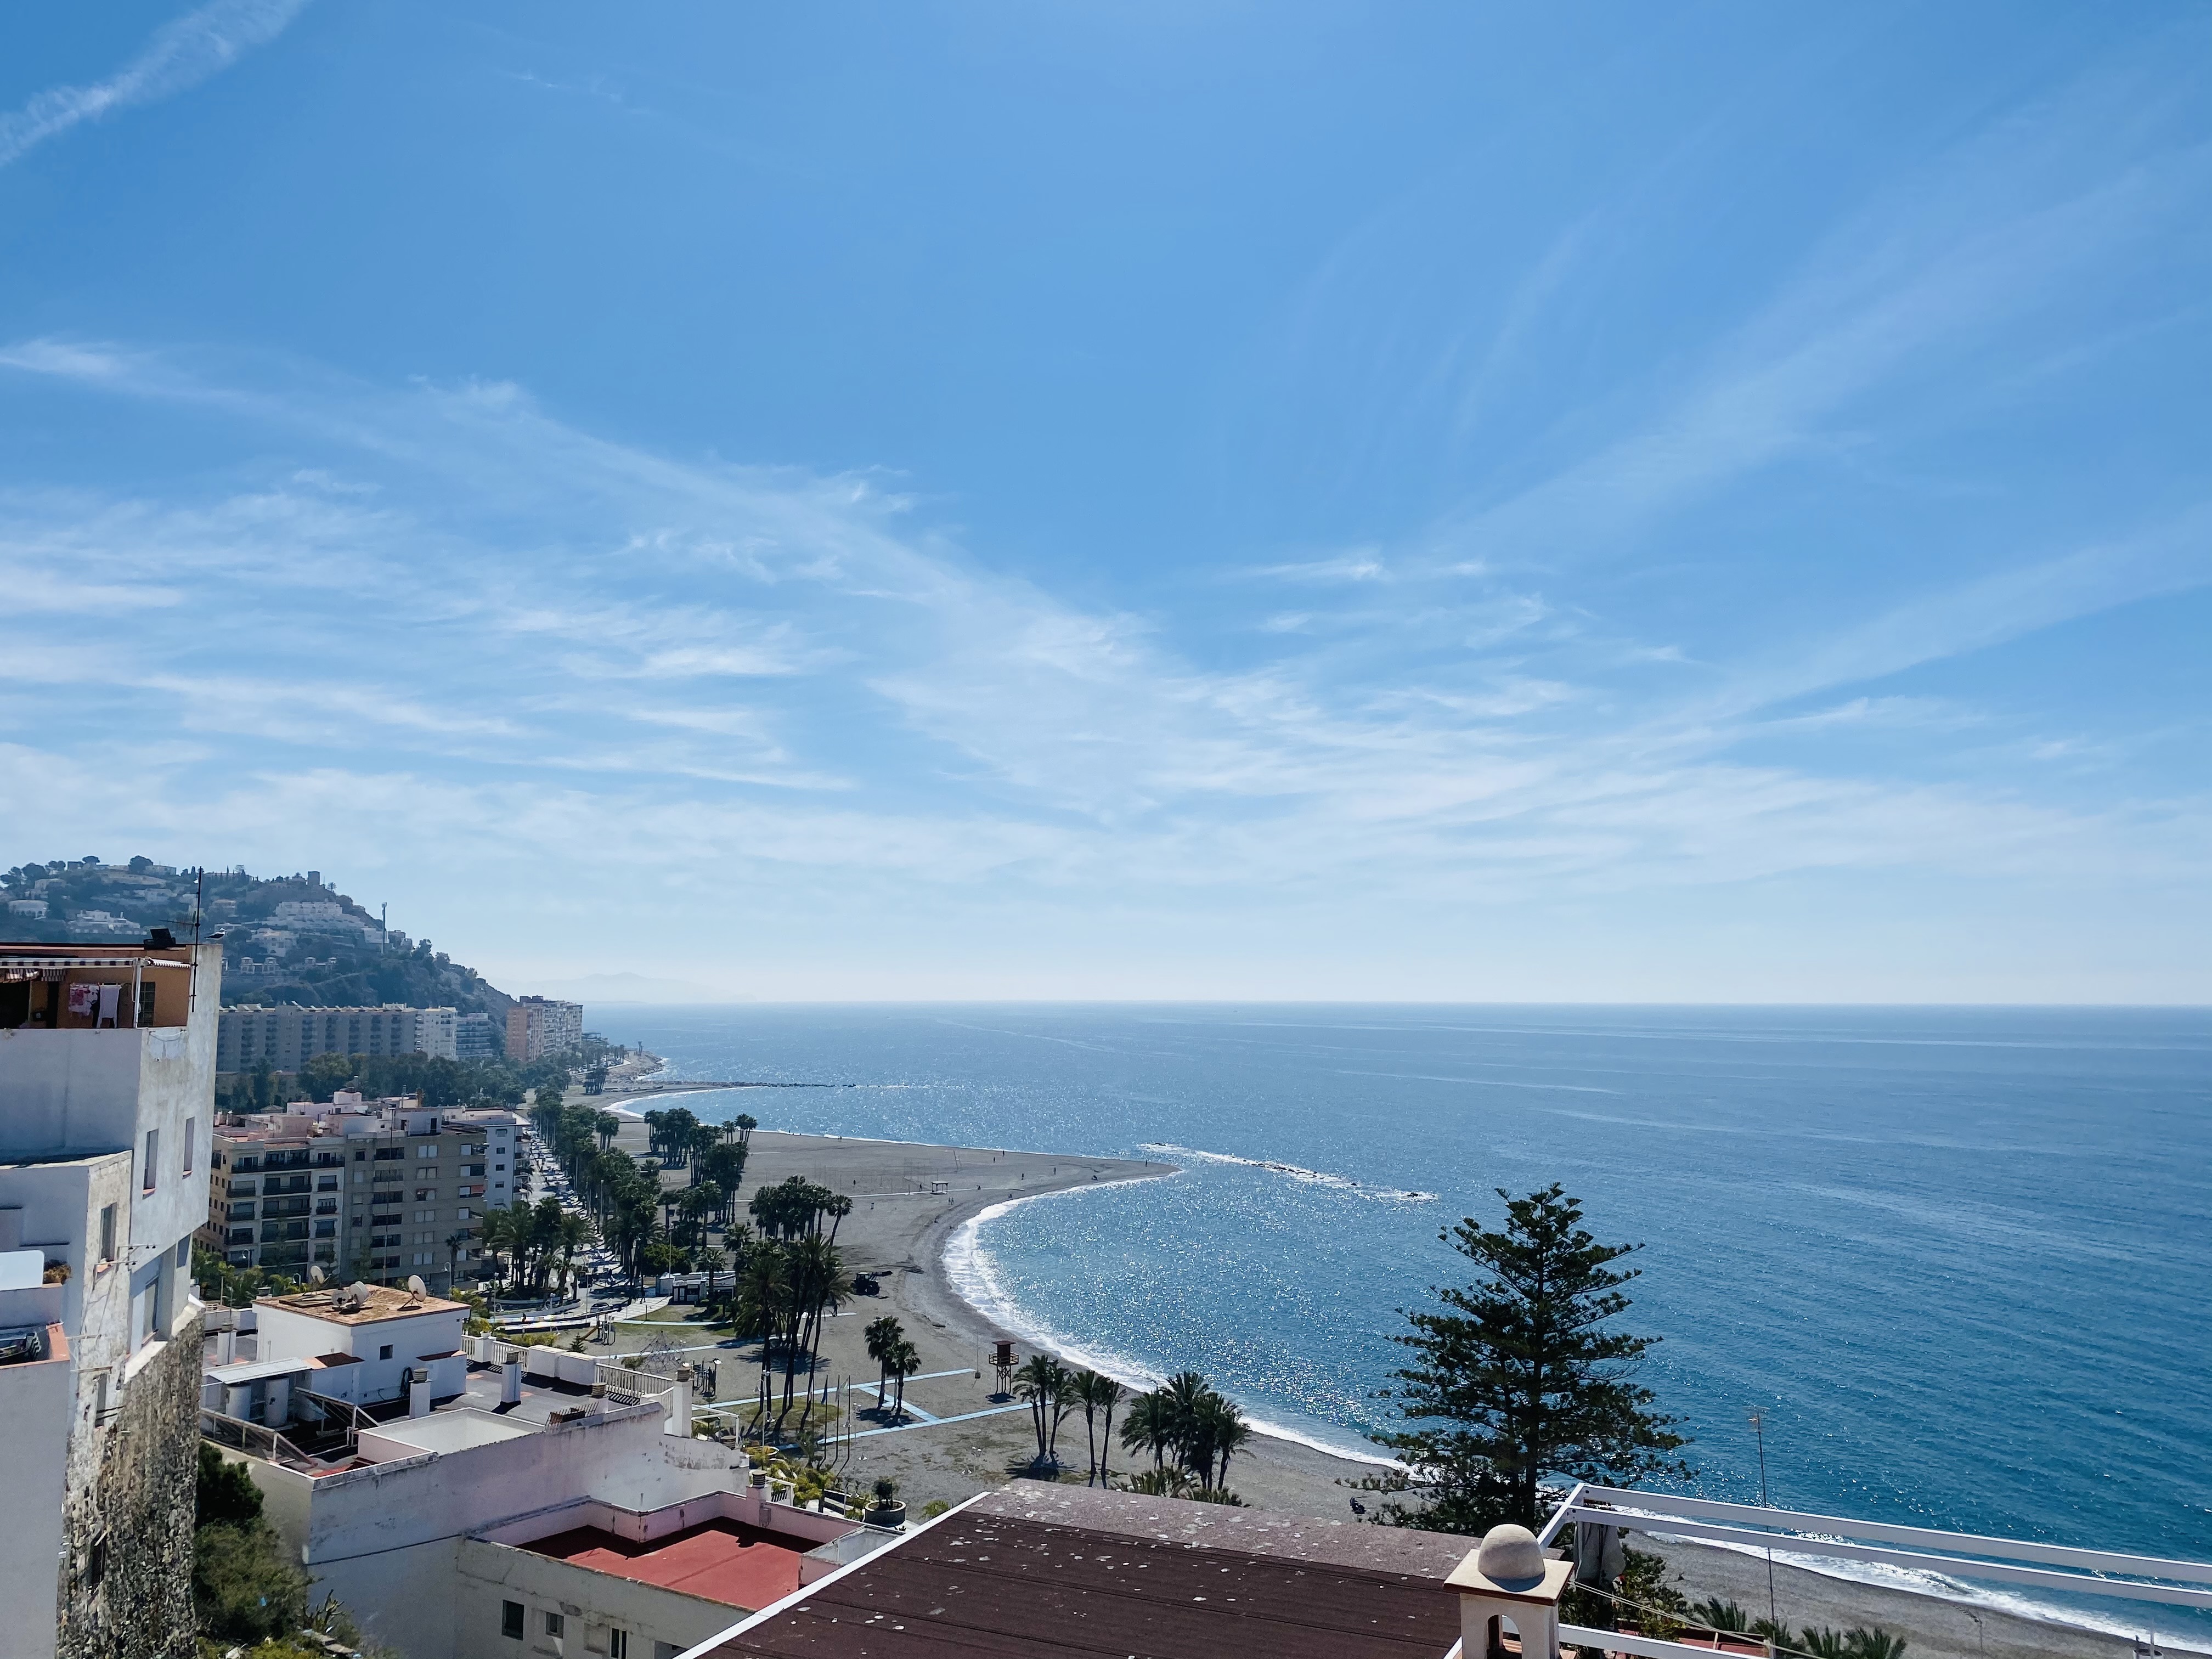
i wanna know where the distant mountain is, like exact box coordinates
[2,855,512,1017]
[527,970,751,1006]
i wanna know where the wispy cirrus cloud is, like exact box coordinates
[2,336,2203,913]
[0,0,308,172]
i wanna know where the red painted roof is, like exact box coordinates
[525,1520,811,1612]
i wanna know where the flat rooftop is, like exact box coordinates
[697,1481,1468,1658]
[364,1408,538,1457]
[526,1520,812,1613]
[258,1285,467,1325]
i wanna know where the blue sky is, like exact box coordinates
[1,2,2205,1001]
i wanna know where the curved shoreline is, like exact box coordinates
[929,1177,1407,1471]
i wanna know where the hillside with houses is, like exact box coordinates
[2,855,513,1018]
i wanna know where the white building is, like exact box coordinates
[217,1003,460,1071]
[7,899,48,919]
[455,1011,502,1059]
[1,935,219,1659]
[270,899,353,929]
[205,1329,875,1659]
[506,996,584,1063]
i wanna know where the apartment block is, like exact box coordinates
[217,1003,460,1071]
[1,936,220,1659]
[204,1094,520,1293]
[454,1010,502,1059]
[505,995,583,1062]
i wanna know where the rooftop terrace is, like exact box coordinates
[526,1519,814,1612]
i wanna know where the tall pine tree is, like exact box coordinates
[1378,1184,1688,1531]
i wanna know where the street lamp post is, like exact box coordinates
[1750,1412,1778,1633]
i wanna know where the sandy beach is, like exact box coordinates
[574,1099,2162,1659]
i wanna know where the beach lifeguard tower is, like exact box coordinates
[991,1339,1017,1398]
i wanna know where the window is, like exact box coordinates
[543,1612,564,1638]
[354,1148,366,1161]
[183,1118,196,1176]
[98,1204,117,1266]
[175,1237,190,1267]
[142,1128,159,1193]
[609,1631,629,1659]
[500,1601,524,1640]
[379,1345,393,1361]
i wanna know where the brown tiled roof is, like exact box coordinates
[698,1482,1465,1659]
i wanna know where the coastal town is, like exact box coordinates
[4,864,2205,1659]
[7,3,2205,1655]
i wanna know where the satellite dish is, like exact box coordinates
[308,1265,325,1285]
[406,1275,428,1297]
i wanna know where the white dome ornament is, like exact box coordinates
[1447,1521,1573,1659]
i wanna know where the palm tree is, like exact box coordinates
[1190,1392,1250,1491]
[737,1244,789,1423]
[555,1212,590,1298]
[1120,1389,1171,1472]
[1014,1355,1066,1468]
[1091,1373,1125,1486]
[1843,1632,1906,1659]
[865,1316,905,1415]
[887,1338,921,1422]
[1071,1370,1123,1485]
[1797,1630,1853,1659]
[697,1245,727,1306]
[687,1120,721,1182]
[789,1235,847,1427]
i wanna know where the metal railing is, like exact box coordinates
[200,1407,326,1473]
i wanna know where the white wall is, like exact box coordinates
[246,1407,747,1659]
[255,1302,468,1403]
[0,945,219,1348]
[0,1334,72,1659]
[455,1538,737,1659]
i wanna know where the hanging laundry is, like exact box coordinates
[97,984,120,1027]
[67,983,97,1018]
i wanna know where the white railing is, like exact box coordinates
[1544,1482,2212,1612]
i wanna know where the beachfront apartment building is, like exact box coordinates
[455,1009,501,1059]
[1,934,220,1659]
[506,994,584,1062]
[203,1094,520,1291]
[216,1003,460,1072]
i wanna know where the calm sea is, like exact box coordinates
[588,1004,2212,1639]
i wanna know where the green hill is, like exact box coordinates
[2,855,512,1018]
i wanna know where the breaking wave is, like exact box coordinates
[1138,1143,1436,1203]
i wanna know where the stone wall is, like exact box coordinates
[57,1312,204,1659]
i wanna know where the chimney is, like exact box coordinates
[666,1363,693,1437]
[500,1350,522,1406]
[408,1367,432,1418]
[215,1329,236,1365]
[1447,1526,1570,1659]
